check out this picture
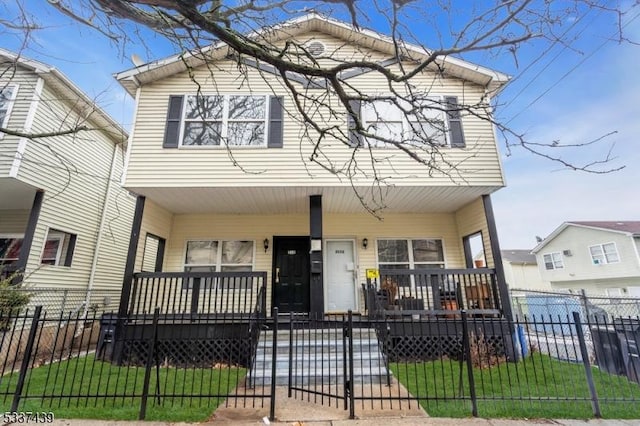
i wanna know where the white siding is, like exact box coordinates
[0,64,38,177]
[503,262,550,291]
[14,81,133,290]
[124,32,504,190]
[536,226,640,287]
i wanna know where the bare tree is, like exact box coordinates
[3,1,636,211]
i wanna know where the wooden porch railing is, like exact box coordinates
[367,268,504,317]
[127,271,268,317]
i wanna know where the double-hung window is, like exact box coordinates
[0,85,17,131]
[0,235,23,265]
[181,95,267,146]
[589,243,619,265]
[377,239,445,287]
[184,240,254,289]
[41,229,77,267]
[542,252,564,270]
[359,96,461,148]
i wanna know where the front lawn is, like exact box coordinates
[0,354,246,422]
[391,353,640,419]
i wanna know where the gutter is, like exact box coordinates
[84,140,121,315]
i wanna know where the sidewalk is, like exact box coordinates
[49,385,638,426]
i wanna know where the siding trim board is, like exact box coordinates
[10,79,44,177]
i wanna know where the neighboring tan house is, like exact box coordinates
[113,14,514,318]
[532,221,640,296]
[501,249,551,291]
[0,48,135,306]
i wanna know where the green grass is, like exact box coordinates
[391,353,640,419]
[0,355,246,422]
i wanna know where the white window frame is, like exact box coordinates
[183,239,256,290]
[0,84,18,139]
[361,96,450,148]
[589,242,620,265]
[375,238,447,270]
[542,252,564,270]
[179,94,270,148]
[0,233,23,264]
[40,228,76,267]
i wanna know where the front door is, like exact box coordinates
[272,236,310,313]
[325,240,357,312]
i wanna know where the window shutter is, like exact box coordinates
[163,95,184,148]
[267,96,284,148]
[445,96,465,148]
[347,99,362,147]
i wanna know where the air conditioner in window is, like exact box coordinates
[593,259,601,265]
[563,250,572,256]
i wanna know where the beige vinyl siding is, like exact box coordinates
[90,144,136,290]
[125,32,504,190]
[162,211,465,311]
[454,197,493,267]
[135,199,173,272]
[0,209,29,233]
[537,226,640,285]
[502,262,550,291]
[15,81,129,291]
[0,65,39,177]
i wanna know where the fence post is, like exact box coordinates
[572,311,601,418]
[11,305,43,412]
[580,289,591,320]
[139,307,160,420]
[269,307,278,421]
[288,310,293,398]
[347,310,355,419]
[460,311,478,417]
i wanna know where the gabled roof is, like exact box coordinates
[0,48,128,143]
[114,13,510,97]
[501,249,537,264]
[532,221,640,253]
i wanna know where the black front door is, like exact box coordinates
[272,236,310,313]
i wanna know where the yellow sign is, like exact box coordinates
[366,269,379,279]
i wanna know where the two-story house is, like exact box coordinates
[0,48,135,310]
[114,14,513,319]
[532,221,640,296]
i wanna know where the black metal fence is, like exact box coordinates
[126,271,268,316]
[0,306,278,421]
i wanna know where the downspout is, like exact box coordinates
[84,140,121,315]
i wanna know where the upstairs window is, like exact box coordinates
[0,85,17,130]
[349,96,465,148]
[41,229,77,267]
[589,243,619,265]
[163,94,283,149]
[182,95,267,146]
[543,252,564,270]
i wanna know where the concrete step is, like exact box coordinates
[250,366,390,386]
[252,352,386,370]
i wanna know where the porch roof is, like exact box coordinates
[128,185,501,214]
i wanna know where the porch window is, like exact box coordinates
[359,96,462,147]
[181,95,266,146]
[184,240,254,289]
[377,239,445,271]
[542,252,564,270]
[0,85,17,130]
[589,242,619,265]
[0,236,23,265]
[41,229,77,267]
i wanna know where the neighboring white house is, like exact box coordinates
[0,48,135,308]
[501,249,551,291]
[113,13,514,317]
[532,221,640,296]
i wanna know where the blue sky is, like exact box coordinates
[2,1,638,249]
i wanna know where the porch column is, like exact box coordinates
[309,195,324,316]
[117,195,146,317]
[482,194,514,322]
[13,190,44,285]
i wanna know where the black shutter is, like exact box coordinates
[347,99,362,147]
[445,96,465,148]
[163,95,184,148]
[267,96,284,148]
